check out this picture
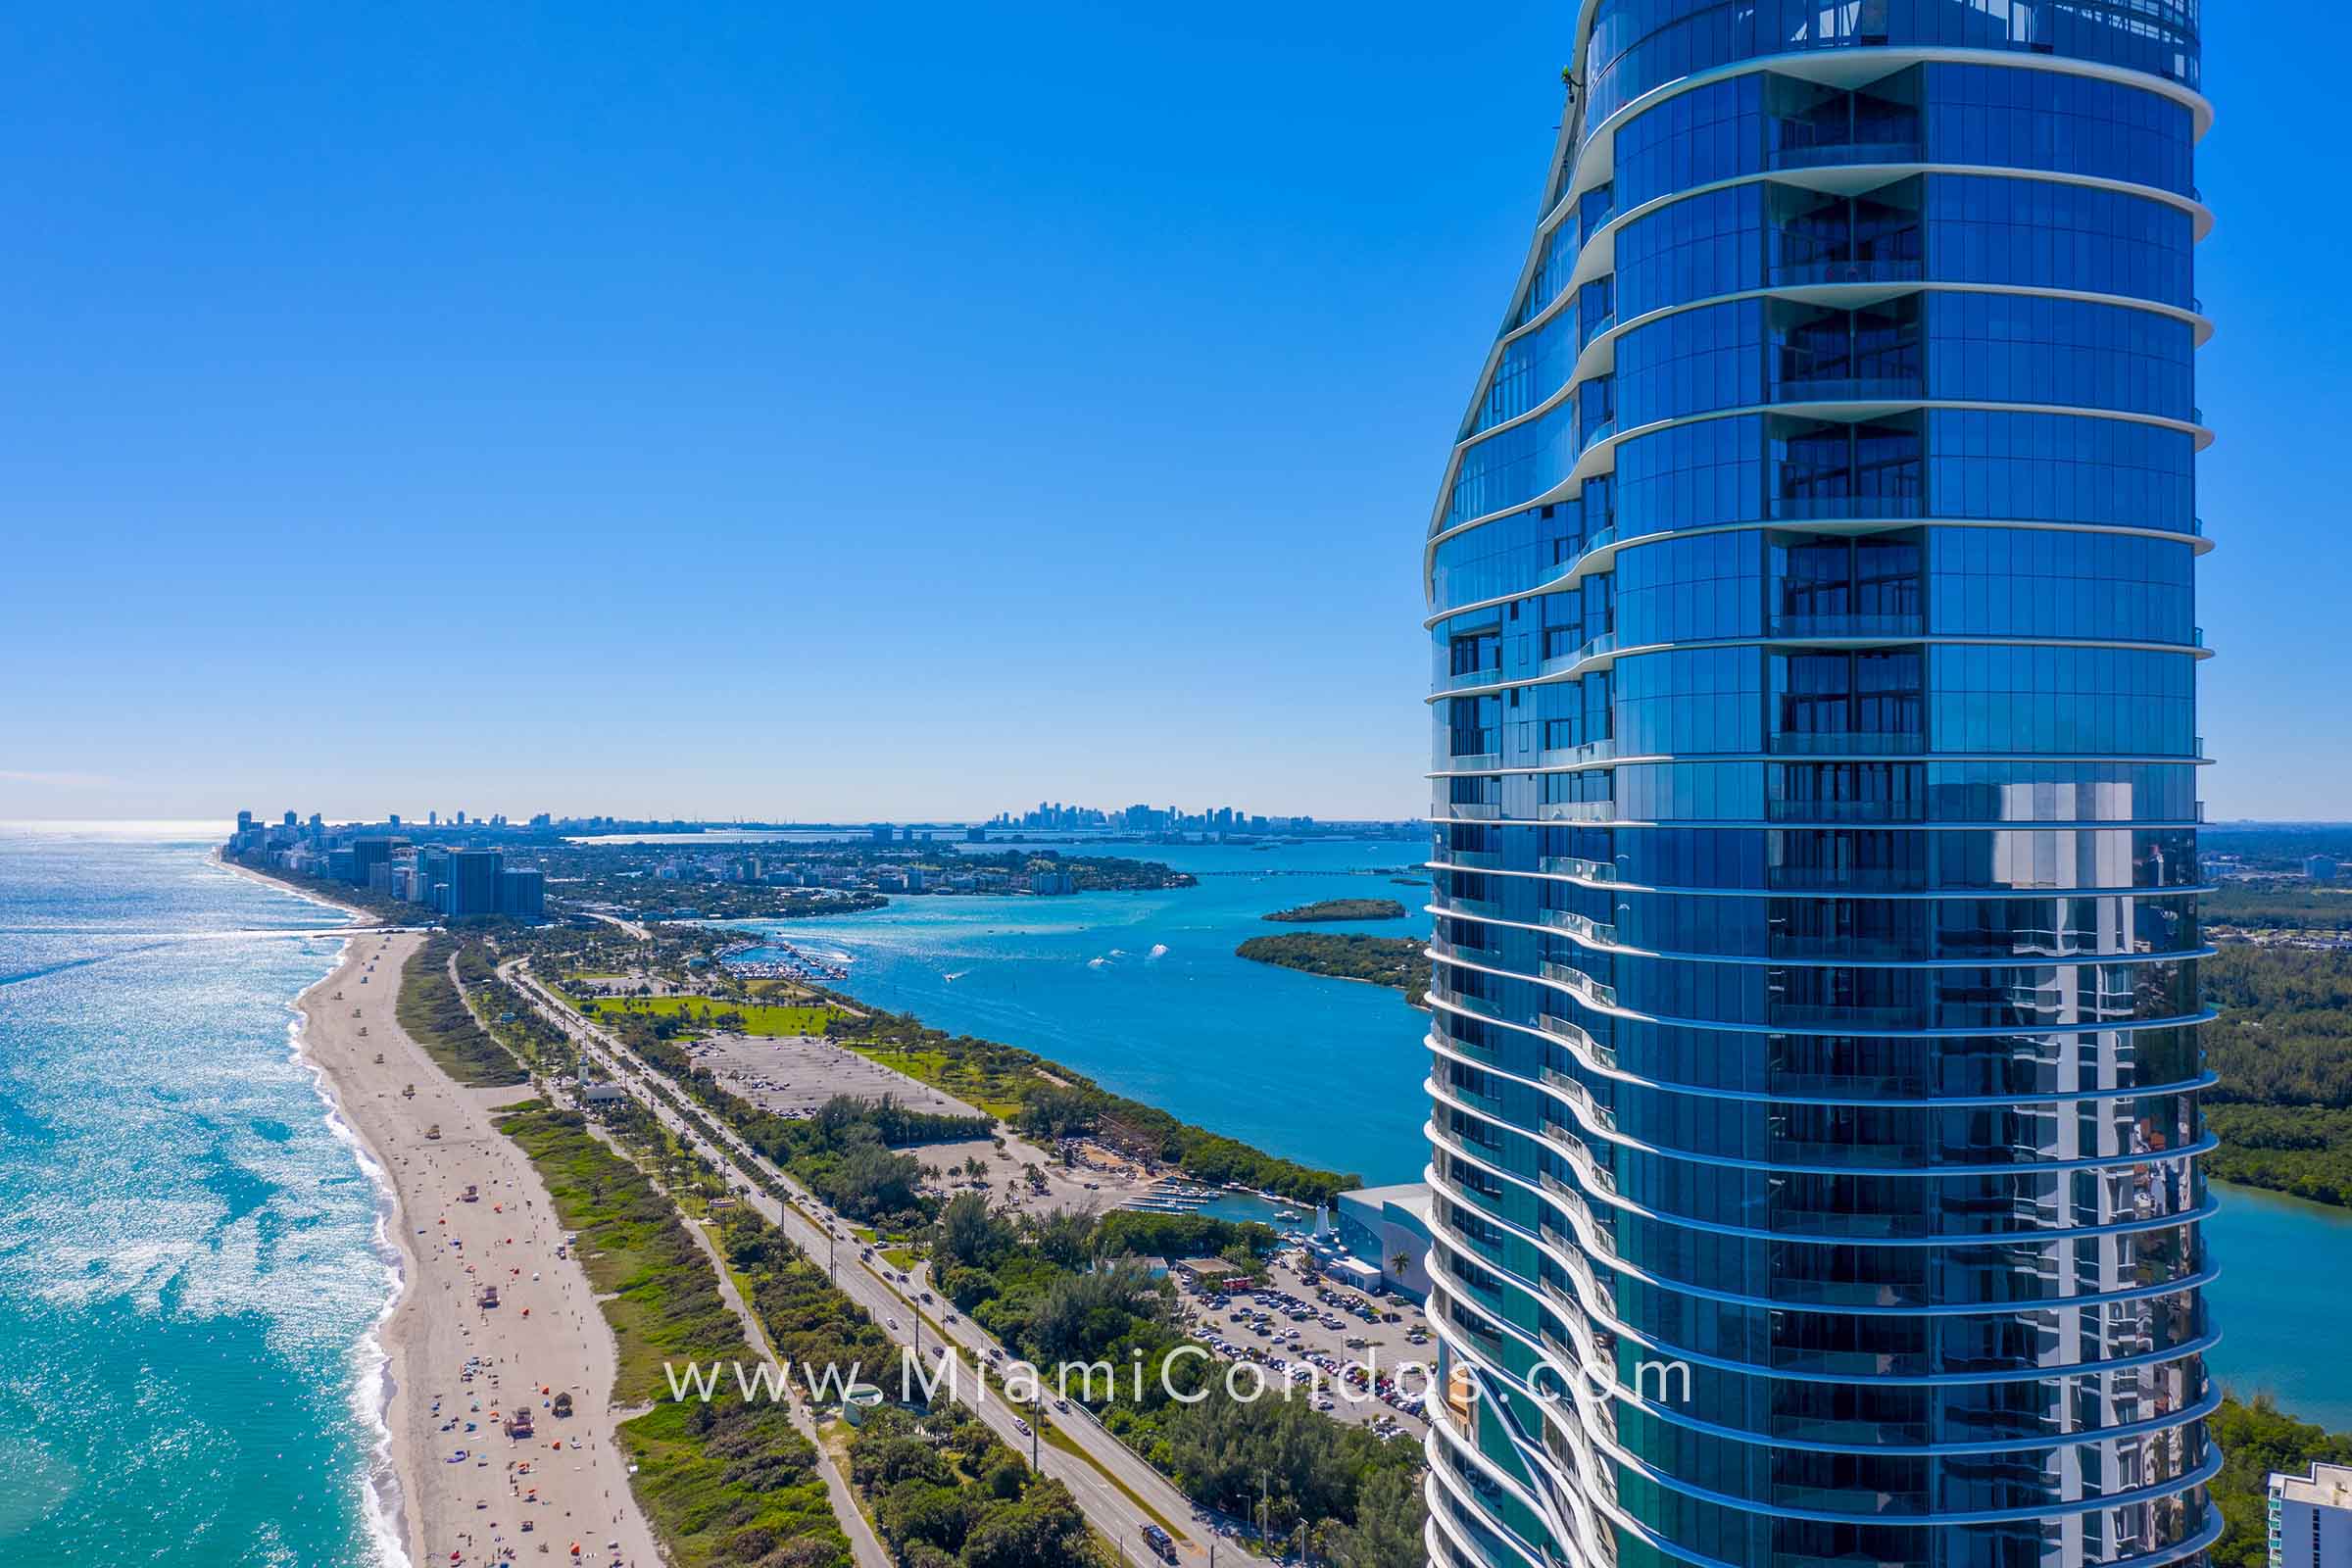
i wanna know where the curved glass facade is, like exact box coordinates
[1421,8,2213,1568]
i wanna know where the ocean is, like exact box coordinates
[0,824,396,1567]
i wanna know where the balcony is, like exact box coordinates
[1539,855,1616,883]
[1541,959,1618,1009]
[1541,631,1616,677]
[1438,892,1506,920]
[1444,664,1506,692]
[1766,731,1925,757]
[1766,612,1924,640]
[1768,256,1926,288]
[1577,416,1616,456]
[1769,1001,1921,1030]
[1771,374,1925,405]
[1540,1013,1615,1068]
[1768,494,1925,522]
[1446,848,1506,871]
[1540,1066,1617,1133]
[1440,800,1501,820]
[1764,797,1925,823]
[1538,799,1618,821]
[1428,984,1506,1024]
[1445,752,1501,772]
[1542,907,1618,946]
[1768,139,1923,172]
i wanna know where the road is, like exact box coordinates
[500,957,1261,1566]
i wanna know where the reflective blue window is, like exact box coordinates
[1924,410,2195,530]
[1929,644,2196,754]
[1929,526,2195,643]
[1614,74,1764,211]
[1925,174,2194,308]
[1614,647,1764,756]
[1923,292,2194,419]
[1923,62,2194,194]
[1616,184,1767,319]
[1614,530,1764,645]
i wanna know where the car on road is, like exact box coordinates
[1011,1417,1031,1438]
[1052,1396,1069,1412]
[1142,1524,1177,1562]
[887,1316,902,1332]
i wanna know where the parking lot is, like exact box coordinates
[1171,1247,1433,1442]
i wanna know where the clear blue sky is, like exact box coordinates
[0,3,2337,823]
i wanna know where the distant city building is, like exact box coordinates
[2272,1461,2352,1568]
[498,867,545,920]
[869,824,894,843]
[348,837,406,888]
[444,849,502,918]
[2308,855,2340,882]
[1028,870,1076,896]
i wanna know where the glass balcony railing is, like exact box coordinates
[1541,959,1617,1009]
[1766,731,1926,756]
[1541,631,1617,676]
[1541,907,1618,946]
[1768,494,1926,521]
[1444,664,1505,691]
[1766,612,1925,639]
[1768,257,1926,288]
[1768,139,1923,171]
[1539,855,1616,883]
[1771,374,1925,405]
[1763,798,1926,823]
[1439,801,1502,820]
[1539,1013,1614,1068]
[1538,799,1618,821]
[1577,416,1616,455]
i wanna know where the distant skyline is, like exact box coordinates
[2,3,2344,821]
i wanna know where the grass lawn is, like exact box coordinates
[588,995,835,1036]
[838,1042,1027,1119]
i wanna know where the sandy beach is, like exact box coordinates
[294,922,662,1568]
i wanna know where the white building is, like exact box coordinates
[2273,1461,2352,1568]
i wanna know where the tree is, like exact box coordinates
[933,1191,1014,1270]
[960,1480,1091,1568]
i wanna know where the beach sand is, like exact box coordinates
[297,927,662,1568]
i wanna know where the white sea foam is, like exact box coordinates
[286,933,414,1568]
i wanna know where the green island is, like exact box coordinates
[1235,932,1431,1008]
[1261,897,1407,922]
[2203,944,2352,1204]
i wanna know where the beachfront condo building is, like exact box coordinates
[1419,5,2213,1567]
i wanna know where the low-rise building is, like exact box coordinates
[2273,1461,2352,1568]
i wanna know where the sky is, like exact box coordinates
[0,3,2340,823]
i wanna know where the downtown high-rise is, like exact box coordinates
[1421,6,2212,1568]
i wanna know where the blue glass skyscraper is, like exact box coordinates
[1421,6,2213,1568]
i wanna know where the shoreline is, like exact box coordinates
[225,853,660,1567]
[222,851,417,1564]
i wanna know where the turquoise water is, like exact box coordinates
[2205,1183,2352,1429]
[743,835,2352,1427]
[0,825,396,1567]
[731,838,1437,1183]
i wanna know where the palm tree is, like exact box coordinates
[1391,1250,1411,1281]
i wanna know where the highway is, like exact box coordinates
[499,957,1265,1567]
